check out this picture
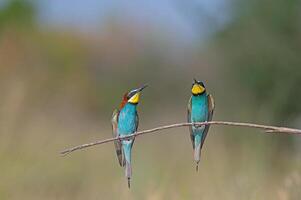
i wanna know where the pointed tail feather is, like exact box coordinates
[123,142,132,187]
[194,143,201,171]
[125,161,132,188]
[125,160,132,179]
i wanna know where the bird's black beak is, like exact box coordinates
[193,78,198,84]
[137,84,148,92]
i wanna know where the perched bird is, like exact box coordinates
[111,85,147,188]
[187,79,215,171]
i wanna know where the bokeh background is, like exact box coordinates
[0,0,301,199]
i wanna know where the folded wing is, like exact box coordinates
[201,94,215,148]
[111,109,124,166]
[187,97,195,149]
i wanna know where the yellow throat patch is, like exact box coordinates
[192,84,205,95]
[128,92,140,104]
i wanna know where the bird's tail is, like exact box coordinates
[126,161,132,188]
[194,143,201,170]
[123,142,132,188]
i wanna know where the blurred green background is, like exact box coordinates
[0,0,300,199]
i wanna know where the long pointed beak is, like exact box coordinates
[137,84,148,92]
[193,78,198,84]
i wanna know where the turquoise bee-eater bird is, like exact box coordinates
[187,79,215,171]
[111,85,147,188]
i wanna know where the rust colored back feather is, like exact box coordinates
[119,93,128,109]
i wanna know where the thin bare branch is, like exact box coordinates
[60,121,301,156]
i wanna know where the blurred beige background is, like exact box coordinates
[0,0,300,199]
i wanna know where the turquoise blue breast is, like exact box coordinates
[118,103,138,136]
[191,94,208,123]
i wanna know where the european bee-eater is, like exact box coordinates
[111,85,147,188]
[187,79,215,171]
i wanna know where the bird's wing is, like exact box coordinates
[111,109,124,166]
[130,112,138,145]
[135,112,139,132]
[187,96,195,149]
[201,94,215,148]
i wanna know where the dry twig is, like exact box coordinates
[60,121,301,156]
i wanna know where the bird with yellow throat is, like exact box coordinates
[111,85,147,188]
[187,79,214,171]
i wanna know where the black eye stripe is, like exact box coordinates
[127,93,133,99]
[191,82,206,89]
[127,90,137,99]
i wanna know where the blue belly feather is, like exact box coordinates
[191,94,208,123]
[118,103,137,136]
[117,103,138,164]
[191,94,208,147]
